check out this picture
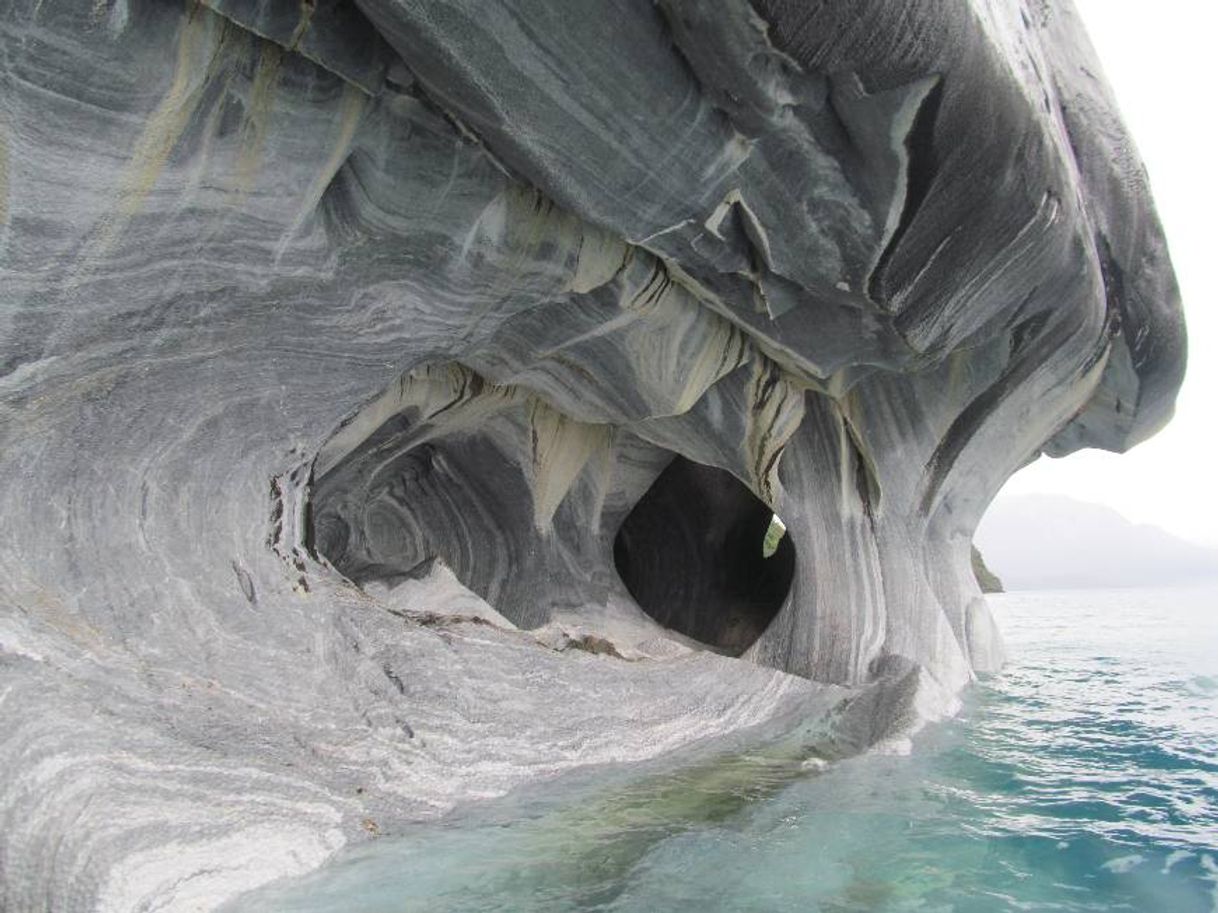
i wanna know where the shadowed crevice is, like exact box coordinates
[613,456,795,656]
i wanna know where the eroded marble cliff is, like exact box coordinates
[0,0,1184,909]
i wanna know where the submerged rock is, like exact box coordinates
[0,0,1183,908]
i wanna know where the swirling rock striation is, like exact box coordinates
[0,0,1184,909]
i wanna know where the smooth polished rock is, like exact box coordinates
[0,0,1184,909]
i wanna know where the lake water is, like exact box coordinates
[231,587,1218,912]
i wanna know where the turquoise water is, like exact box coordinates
[234,587,1218,912]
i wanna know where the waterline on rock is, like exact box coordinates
[230,587,1218,913]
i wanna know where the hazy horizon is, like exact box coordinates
[978,492,1218,590]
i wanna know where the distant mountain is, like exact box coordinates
[975,494,1218,590]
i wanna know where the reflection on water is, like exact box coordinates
[231,587,1218,913]
[230,703,845,912]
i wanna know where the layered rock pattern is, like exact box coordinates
[0,0,1184,909]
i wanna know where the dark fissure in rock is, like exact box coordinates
[613,456,795,656]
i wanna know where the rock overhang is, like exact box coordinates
[0,0,1187,908]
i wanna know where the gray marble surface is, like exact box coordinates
[0,0,1184,909]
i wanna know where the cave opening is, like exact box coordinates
[612,455,795,656]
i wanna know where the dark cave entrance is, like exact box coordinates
[612,456,795,656]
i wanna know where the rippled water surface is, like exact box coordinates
[234,587,1218,912]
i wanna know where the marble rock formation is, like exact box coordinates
[0,0,1184,908]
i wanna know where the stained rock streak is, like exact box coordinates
[0,0,1184,910]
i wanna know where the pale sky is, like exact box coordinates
[996,0,1218,547]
